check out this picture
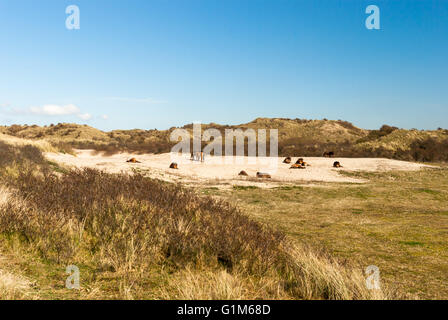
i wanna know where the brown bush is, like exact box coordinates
[4,168,284,274]
[0,141,45,167]
[356,125,399,144]
[408,138,448,162]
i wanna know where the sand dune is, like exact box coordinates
[45,150,432,187]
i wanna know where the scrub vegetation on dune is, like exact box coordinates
[0,140,389,299]
[1,118,448,161]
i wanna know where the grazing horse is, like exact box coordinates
[169,162,178,169]
[256,172,271,179]
[126,158,141,163]
[238,170,249,176]
[283,157,292,164]
[333,161,342,168]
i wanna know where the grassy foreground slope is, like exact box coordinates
[0,138,387,300]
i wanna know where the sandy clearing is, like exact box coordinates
[45,150,433,188]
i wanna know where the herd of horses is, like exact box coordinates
[282,154,342,169]
[125,151,342,180]
[283,157,310,169]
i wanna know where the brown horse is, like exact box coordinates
[290,163,306,169]
[333,161,342,168]
[238,170,249,176]
[169,162,178,169]
[126,158,141,163]
[256,172,271,179]
[295,158,311,166]
[283,157,292,164]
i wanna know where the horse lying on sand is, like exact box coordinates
[256,172,271,179]
[333,161,343,168]
[295,158,311,166]
[283,157,292,164]
[126,158,141,163]
[169,162,178,169]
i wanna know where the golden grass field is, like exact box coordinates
[206,168,448,299]
[0,128,447,300]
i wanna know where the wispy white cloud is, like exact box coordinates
[77,113,92,120]
[102,97,167,104]
[101,114,109,120]
[29,104,80,116]
[1,103,93,121]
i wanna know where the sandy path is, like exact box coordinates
[45,150,432,188]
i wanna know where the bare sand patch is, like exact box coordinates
[44,150,432,188]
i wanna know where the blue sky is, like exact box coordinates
[0,0,447,130]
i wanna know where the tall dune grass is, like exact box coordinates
[0,133,57,153]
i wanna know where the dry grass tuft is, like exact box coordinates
[0,133,57,153]
[284,243,388,300]
[0,268,32,299]
[159,268,289,300]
